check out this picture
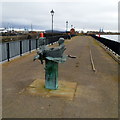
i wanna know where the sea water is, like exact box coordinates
[100,35,120,43]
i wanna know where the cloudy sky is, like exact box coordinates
[1,0,119,32]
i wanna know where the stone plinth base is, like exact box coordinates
[20,79,77,100]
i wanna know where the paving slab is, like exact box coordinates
[20,79,77,100]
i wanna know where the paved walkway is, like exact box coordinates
[2,36,118,118]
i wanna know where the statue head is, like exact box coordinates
[58,38,64,46]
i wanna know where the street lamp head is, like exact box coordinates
[50,9,54,16]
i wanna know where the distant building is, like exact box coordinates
[0,28,7,33]
[99,28,104,33]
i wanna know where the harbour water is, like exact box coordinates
[100,35,120,43]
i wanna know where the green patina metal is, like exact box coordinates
[45,60,58,89]
[34,37,67,90]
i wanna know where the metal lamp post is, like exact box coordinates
[50,9,54,34]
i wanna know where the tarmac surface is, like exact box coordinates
[2,36,118,118]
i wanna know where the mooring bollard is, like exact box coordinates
[34,33,76,90]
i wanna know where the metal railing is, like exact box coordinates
[91,35,120,56]
[0,34,72,62]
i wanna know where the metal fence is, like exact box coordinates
[0,35,71,62]
[91,35,120,56]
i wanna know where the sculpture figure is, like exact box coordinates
[34,36,76,90]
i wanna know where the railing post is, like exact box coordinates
[7,43,10,61]
[29,39,31,53]
[36,39,38,49]
[20,41,22,56]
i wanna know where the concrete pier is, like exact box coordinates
[2,36,118,118]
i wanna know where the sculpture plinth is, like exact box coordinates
[45,60,58,89]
